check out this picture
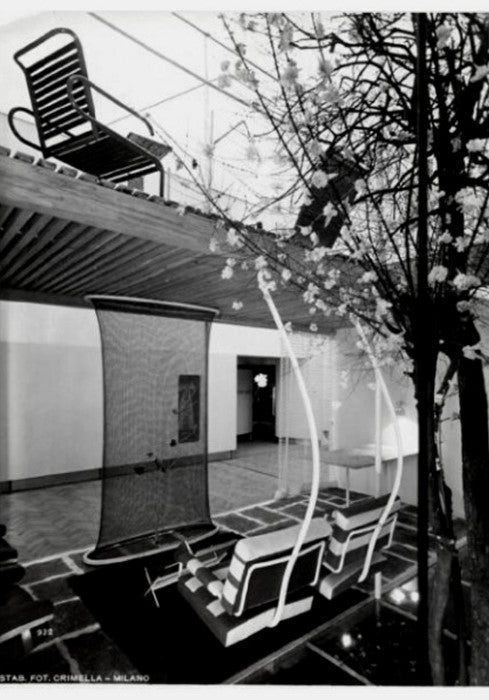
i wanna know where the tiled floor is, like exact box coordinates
[5,483,424,683]
[1,442,468,684]
[0,442,312,561]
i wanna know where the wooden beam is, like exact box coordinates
[0,156,215,253]
[0,287,90,309]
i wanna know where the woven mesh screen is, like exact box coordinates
[88,297,215,563]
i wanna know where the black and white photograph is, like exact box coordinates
[0,3,489,689]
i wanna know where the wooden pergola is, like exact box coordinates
[0,147,349,334]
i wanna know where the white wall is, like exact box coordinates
[331,326,471,517]
[0,303,302,481]
[0,301,103,481]
[1,296,476,517]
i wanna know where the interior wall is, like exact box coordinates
[0,304,294,484]
[0,300,103,482]
[2,296,473,516]
[331,326,470,517]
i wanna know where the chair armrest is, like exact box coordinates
[175,545,224,599]
[7,108,43,152]
[66,74,154,136]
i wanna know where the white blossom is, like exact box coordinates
[221,265,234,280]
[303,282,320,304]
[320,84,342,105]
[318,58,334,82]
[309,323,318,332]
[226,228,244,248]
[376,298,392,317]
[436,24,454,50]
[232,300,243,310]
[209,237,219,253]
[428,265,449,286]
[254,255,268,270]
[309,140,322,158]
[470,63,489,82]
[284,321,293,333]
[453,236,469,253]
[311,170,329,189]
[281,268,292,282]
[308,246,329,263]
[454,187,480,215]
[360,270,377,284]
[278,24,294,52]
[281,61,299,87]
[452,272,481,291]
[466,138,486,153]
[457,300,471,313]
[322,201,337,225]
[462,343,481,360]
[439,231,453,244]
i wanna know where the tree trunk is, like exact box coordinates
[428,548,451,684]
[416,354,468,684]
[458,350,489,685]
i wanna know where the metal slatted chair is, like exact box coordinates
[8,27,171,195]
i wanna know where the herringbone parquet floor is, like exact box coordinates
[1,443,295,561]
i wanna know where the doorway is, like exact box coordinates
[237,357,278,442]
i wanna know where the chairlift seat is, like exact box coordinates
[176,518,331,647]
[318,493,401,599]
[8,28,171,194]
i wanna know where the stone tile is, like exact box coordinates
[214,512,261,534]
[393,525,418,549]
[273,495,308,509]
[323,487,347,497]
[280,503,328,520]
[15,643,71,679]
[53,598,97,637]
[387,543,418,562]
[23,558,71,584]
[379,554,413,581]
[31,574,76,604]
[247,521,296,536]
[239,506,289,525]
[327,497,346,506]
[64,629,138,678]
[67,552,93,574]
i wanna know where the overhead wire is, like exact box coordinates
[108,79,216,126]
[88,12,253,110]
[171,11,277,82]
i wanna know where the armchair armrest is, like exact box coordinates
[175,545,224,599]
[66,74,154,136]
[7,108,43,152]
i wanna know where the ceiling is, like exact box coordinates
[0,146,348,335]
